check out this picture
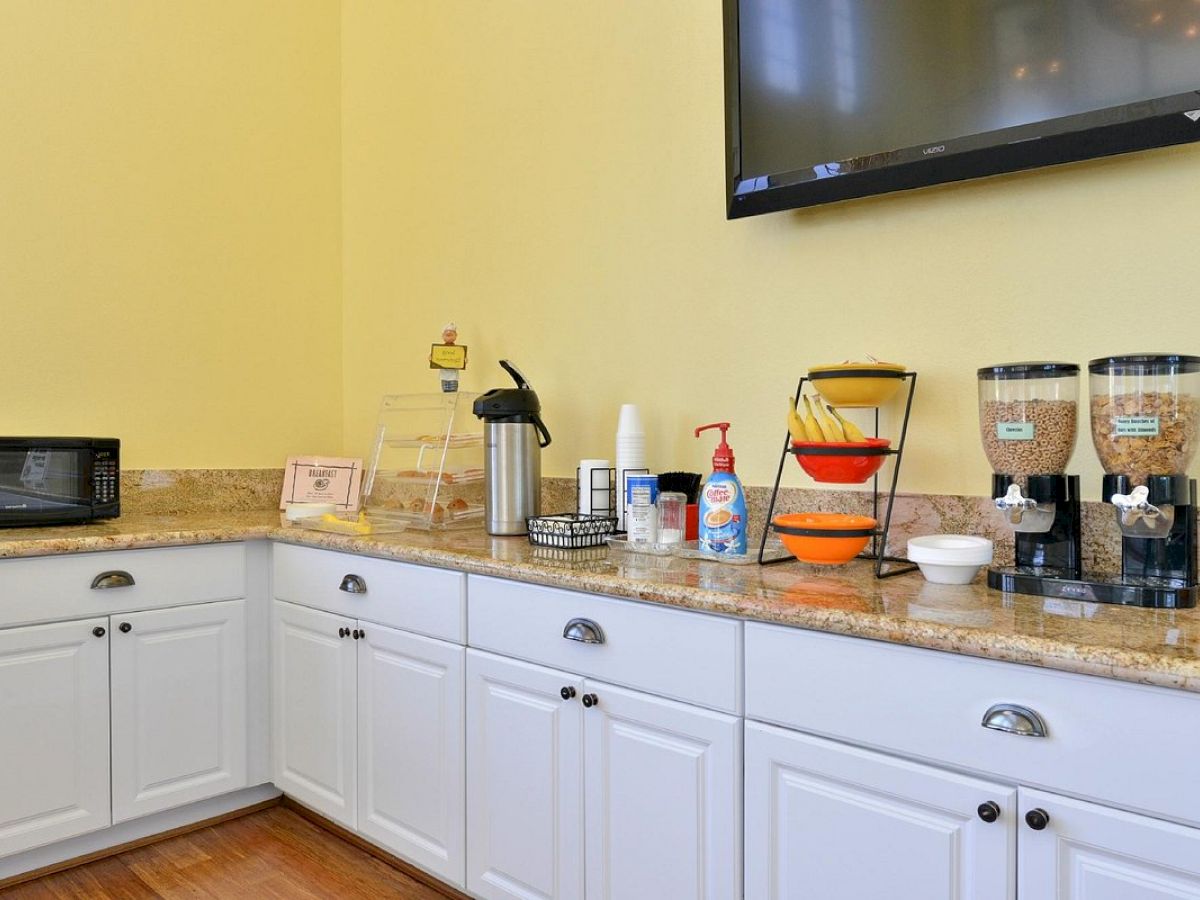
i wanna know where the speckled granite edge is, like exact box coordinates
[3,509,1199,695]
[266,528,1200,694]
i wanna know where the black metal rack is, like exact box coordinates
[757,372,919,578]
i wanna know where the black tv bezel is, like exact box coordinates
[724,0,1200,219]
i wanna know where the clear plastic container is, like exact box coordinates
[1089,354,1200,484]
[362,392,485,529]
[977,362,1079,477]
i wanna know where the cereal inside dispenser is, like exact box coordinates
[1089,354,1200,542]
[978,362,1079,533]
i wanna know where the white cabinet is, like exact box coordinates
[110,599,248,823]
[466,650,584,900]
[584,682,740,900]
[272,599,358,828]
[745,721,1016,900]
[1019,788,1200,899]
[358,623,464,886]
[272,598,468,888]
[0,618,111,857]
[465,648,741,900]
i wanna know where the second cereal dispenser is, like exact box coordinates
[978,362,1083,586]
[1088,354,1199,606]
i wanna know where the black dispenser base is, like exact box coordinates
[989,473,1197,608]
[987,567,1198,609]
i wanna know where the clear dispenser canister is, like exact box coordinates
[978,363,1079,478]
[1089,354,1200,485]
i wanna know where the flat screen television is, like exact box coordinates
[725,0,1200,218]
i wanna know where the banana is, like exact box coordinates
[815,398,845,442]
[787,397,807,443]
[801,395,825,442]
[828,405,866,443]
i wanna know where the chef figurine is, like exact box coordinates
[429,321,468,392]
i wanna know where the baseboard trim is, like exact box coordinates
[0,794,281,890]
[280,796,471,900]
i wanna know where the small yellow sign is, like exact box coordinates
[430,344,468,370]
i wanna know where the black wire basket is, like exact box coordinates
[526,513,618,549]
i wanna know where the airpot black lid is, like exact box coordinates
[472,387,541,420]
[1088,354,1200,375]
[977,362,1079,381]
[473,359,543,421]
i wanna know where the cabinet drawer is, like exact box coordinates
[467,575,741,713]
[272,543,464,643]
[0,544,247,629]
[745,622,1200,828]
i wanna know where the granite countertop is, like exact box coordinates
[2,511,1198,693]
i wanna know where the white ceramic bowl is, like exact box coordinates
[906,535,994,585]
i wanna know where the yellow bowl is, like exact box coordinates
[808,362,907,408]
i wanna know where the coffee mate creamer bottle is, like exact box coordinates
[695,422,748,555]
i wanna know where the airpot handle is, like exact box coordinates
[499,359,531,389]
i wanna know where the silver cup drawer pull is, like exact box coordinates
[562,618,605,644]
[339,574,367,594]
[91,571,136,590]
[981,703,1047,738]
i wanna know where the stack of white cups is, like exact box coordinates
[615,404,646,531]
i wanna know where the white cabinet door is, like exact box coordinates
[583,680,741,900]
[358,623,465,887]
[0,618,111,857]
[272,599,357,827]
[1019,788,1200,899]
[110,599,248,823]
[745,721,1016,900]
[466,650,584,900]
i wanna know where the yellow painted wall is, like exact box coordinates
[341,2,1200,500]
[1,1,343,469]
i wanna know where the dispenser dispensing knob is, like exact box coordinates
[995,484,1037,524]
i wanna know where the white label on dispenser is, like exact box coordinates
[996,422,1035,441]
[1115,416,1160,437]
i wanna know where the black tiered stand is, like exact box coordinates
[757,372,919,578]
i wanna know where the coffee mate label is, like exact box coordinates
[700,480,744,553]
[996,422,1035,441]
[1115,416,1160,437]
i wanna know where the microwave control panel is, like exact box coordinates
[94,454,118,505]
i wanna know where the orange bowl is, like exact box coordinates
[771,513,877,565]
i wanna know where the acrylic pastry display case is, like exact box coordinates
[362,392,485,530]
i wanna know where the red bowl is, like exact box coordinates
[791,438,891,484]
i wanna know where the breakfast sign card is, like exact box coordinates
[281,456,364,512]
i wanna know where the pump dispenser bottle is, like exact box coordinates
[695,422,748,555]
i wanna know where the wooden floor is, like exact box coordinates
[1,807,448,899]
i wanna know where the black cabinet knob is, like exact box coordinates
[1025,808,1050,831]
[92,626,106,638]
[118,622,132,634]
[560,686,576,700]
[977,801,1000,823]
[339,627,349,638]
[353,629,364,640]
[581,693,598,708]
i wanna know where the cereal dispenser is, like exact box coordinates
[1088,354,1199,606]
[978,362,1082,584]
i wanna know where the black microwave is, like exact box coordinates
[0,438,120,527]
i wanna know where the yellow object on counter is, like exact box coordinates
[317,512,374,535]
